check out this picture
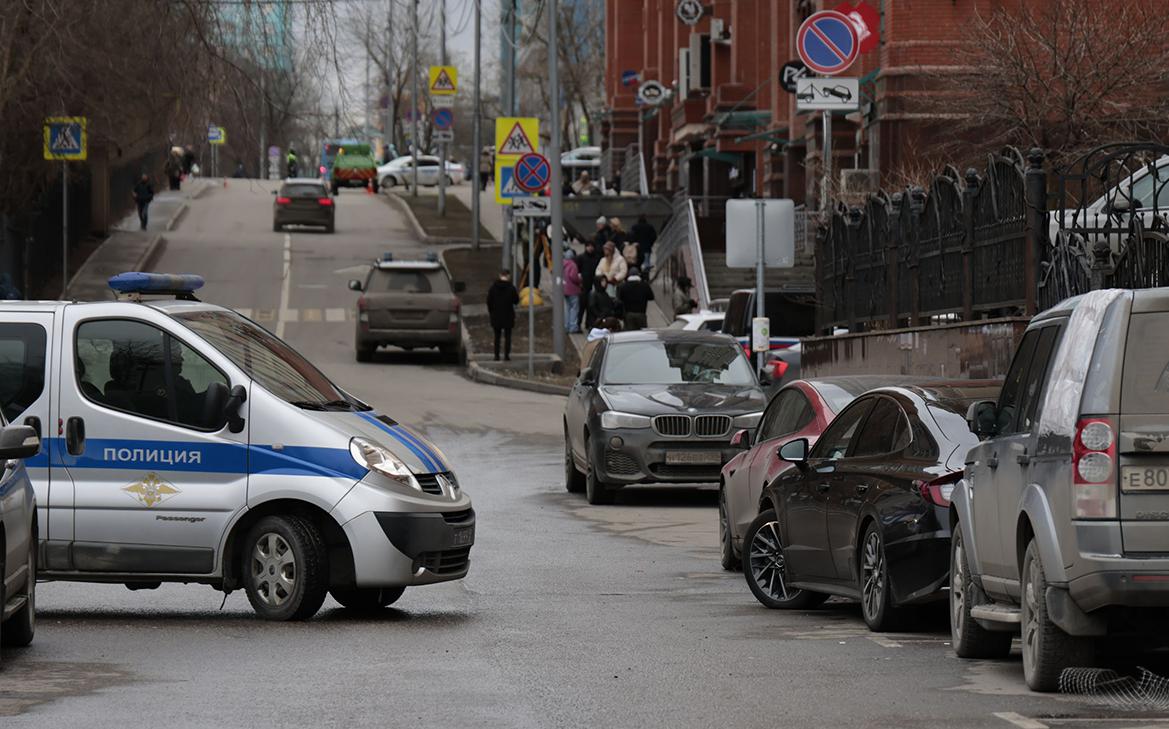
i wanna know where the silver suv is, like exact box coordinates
[950,288,1169,691]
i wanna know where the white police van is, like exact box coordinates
[6,273,473,620]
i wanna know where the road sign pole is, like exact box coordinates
[755,199,765,377]
[528,221,535,377]
[437,0,447,217]
[549,0,565,360]
[471,0,481,250]
[61,161,68,299]
[411,0,419,196]
[822,110,832,211]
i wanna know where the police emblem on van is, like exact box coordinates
[123,472,181,507]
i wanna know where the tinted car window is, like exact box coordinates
[996,329,1040,435]
[811,398,875,460]
[760,389,813,441]
[280,184,326,197]
[0,323,46,423]
[1018,326,1061,433]
[1121,312,1169,414]
[603,340,756,386]
[851,398,910,457]
[368,269,451,294]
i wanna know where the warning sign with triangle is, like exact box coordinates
[429,65,458,96]
[495,117,539,160]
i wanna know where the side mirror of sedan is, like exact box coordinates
[778,437,809,465]
[348,279,364,292]
[0,425,40,460]
[966,400,998,439]
[578,367,595,386]
[730,429,751,450]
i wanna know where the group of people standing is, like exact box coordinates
[561,213,658,334]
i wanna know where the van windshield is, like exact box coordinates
[173,310,369,411]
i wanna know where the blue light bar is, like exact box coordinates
[108,272,205,295]
[381,252,394,262]
[425,251,439,263]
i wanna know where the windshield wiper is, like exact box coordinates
[289,399,365,412]
[288,400,328,411]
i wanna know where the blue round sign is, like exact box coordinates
[796,10,859,76]
[432,108,454,131]
[514,153,550,194]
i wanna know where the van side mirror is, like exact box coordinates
[0,425,40,460]
[579,367,595,385]
[348,279,364,292]
[778,437,809,465]
[226,384,248,433]
[966,400,998,439]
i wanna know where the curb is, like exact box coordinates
[466,360,571,397]
[383,191,487,246]
[166,201,190,231]
[191,180,214,200]
[136,234,167,272]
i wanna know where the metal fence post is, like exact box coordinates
[908,186,924,325]
[962,168,978,320]
[887,193,901,329]
[1024,148,1047,315]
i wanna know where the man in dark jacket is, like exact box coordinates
[486,270,519,361]
[617,267,655,331]
[587,276,616,330]
[631,215,657,269]
[575,240,601,330]
[593,216,612,248]
[132,174,154,230]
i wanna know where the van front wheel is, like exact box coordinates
[243,515,329,621]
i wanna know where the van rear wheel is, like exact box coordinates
[330,586,405,613]
[243,515,329,621]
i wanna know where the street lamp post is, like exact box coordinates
[548,0,564,359]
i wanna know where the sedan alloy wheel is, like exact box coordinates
[743,510,824,609]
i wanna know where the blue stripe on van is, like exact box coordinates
[357,412,440,472]
[389,424,447,472]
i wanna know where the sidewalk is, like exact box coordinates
[66,178,212,300]
[447,183,505,242]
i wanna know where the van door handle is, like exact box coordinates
[65,416,86,456]
[988,454,999,469]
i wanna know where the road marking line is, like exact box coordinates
[276,233,292,338]
[868,636,902,648]
[255,309,275,322]
[281,308,300,322]
[302,308,322,322]
[325,307,347,322]
[235,308,253,319]
[994,712,1049,729]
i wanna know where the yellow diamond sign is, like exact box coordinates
[429,65,458,96]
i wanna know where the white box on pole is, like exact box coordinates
[725,199,795,268]
[752,317,771,353]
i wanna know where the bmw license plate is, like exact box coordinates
[451,526,474,546]
[1121,466,1169,492]
[665,451,723,466]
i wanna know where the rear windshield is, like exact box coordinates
[1121,312,1169,414]
[280,184,326,197]
[367,269,451,294]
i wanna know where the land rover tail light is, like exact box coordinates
[1073,417,1117,518]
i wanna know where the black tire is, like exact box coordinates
[584,438,615,505]
[325,221,335,234]
[356,345,374,362]
[386,177,397,188]
[859,522,901,632]
[445,175,454,186]
[744,509,827,609]
[1022,539,1093,691]
[2,523,36,647]
[243,515,329,621]
[330,586,405,613]
[950,526,1012,659]
[273,222,282,232]
[565,431,586,493]
[330,182,340,196]
[371,180,380,194]
[719,487,741,571]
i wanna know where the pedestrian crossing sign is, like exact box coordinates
[495,164,533,205]
[43,116,87,161]
[495,117,539,160]
[429,65,458,96]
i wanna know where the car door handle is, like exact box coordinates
[816,483,831,493]
[1016,451,1031,466]
[988,455,999,469]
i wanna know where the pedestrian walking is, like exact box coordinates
[479,147,493,190]
[576,240,601,331]
[181,145,196,175]
[593,216,612,248]
[233,160,246,178]
[673,275,697,315]
[617,267,655,331]
[631,214,657,270]
[563,249,583,334]
[286,147,299,178]
[165,150,183,191]
[596,240,628,294]
[486,270,520,361]
[132,174,154,231]
[587,276,617,329]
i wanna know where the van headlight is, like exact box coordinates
[601,411,652,429]
[349,437,419,490]
[733,412,764,428]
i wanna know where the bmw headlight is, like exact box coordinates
[601,411,652,429]
[733,412,764,429]
[349,437,419,490]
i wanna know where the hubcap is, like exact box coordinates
[951,537,966,636]
[748,521,793,601]
[862,531,885,620]
[1023,555,1041,672]
[251,532,296,607]
[719,493,728,547]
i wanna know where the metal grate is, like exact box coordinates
[694,415,732,438]
[414,473,448,496]
[653,415,691,437]
[605,450,641,476]
[414,547,471,576]
[440,509,473,525]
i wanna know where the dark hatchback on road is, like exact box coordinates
[273,178,335,233]
[744,381,1000,631]
[564,330,767,505]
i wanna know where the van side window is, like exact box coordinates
[995,330,1040,435]
[1017,326,1062,433]
[76,319,229,430]
[0,323,47,424]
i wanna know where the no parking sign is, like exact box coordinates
[796,10,859,76]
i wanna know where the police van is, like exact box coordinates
[5,273,474,620]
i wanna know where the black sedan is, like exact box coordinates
[273,178,335,233]
[564,330,767,505]
[744,381,999,631]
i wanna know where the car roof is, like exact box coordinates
[798,375,935,399]
[281,178,326,185]
[869,379,1003,413]
[372,260,443,271]
[607,328,736,344]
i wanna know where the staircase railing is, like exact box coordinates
[649,193,711,311]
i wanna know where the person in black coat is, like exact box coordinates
[631,215,657,269]
[486,270,520,361]
[617,267,655,331]
[587,275,617,330]
[575,240,601,329]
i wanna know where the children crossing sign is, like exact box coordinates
[44,116,87,161]
[428,65,458,96]
[495,117,539,159]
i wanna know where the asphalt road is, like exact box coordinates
[2,182,1167,728]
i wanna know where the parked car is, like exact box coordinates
[719,376,928,571]
[564,329,767,505]
[0,419,42,663]
[952,288,1169,691]
[720,288,817,359]
[560,146,601,172]
[669,311,724,332]
[1049,154,1169,253]
[745,381,999,632]
[273,179,335,233]
[348,254,466,362]
[378,156,464,189]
